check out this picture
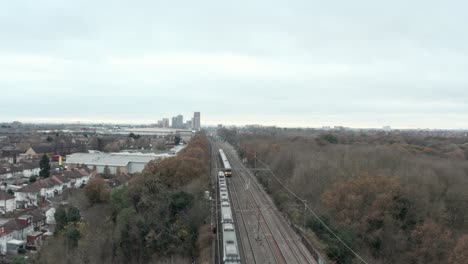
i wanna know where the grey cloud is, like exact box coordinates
[0,0,467,128]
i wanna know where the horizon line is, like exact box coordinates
[1,120,468,131]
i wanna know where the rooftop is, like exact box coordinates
[65,152,164,167]
[0,191,15,200]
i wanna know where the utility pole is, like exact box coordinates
[303,199,307,230]
[254,151,257,170]
[256,206,261,241]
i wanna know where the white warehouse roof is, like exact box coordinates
[65,152,162,167]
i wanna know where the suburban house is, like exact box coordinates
[15,178,63,207]
[27,209,47,232]
[14,169,92,207]
[0,209,47,254]
[15,215,35,241]
[65,152,164,174]
[27,209,47,246]
[25,145,55,158]
[0,191,16,214]
[51,175,72,190]
[58,168,93,188]
[0,162,40,180]
[1,147,21,164]
[0,217,33,254]
[0,219,15,253]
[22,147,38,159]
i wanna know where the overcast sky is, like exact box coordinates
[1,0,467,129]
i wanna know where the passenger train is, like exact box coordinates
[219,149,232,177]
[222,223,242,263]
[217,167,241,263]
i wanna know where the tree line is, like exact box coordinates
[34,133,211,264]
[233,129,468,264]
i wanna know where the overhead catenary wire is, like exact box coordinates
[251,157,370,264]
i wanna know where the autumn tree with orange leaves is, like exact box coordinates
[236,129,468,264]
[450,235,468,264]
[84,177,109,204]
[322,175,419,260]
[409,220,453,264]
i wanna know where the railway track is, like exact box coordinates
[214,140,276,263]
[228,176,257,264]
[222,142,316,264]
[214,145,250,264]
[235,161,312,263]
[232,163,287,264]
[211,145,222,264]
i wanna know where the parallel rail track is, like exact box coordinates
[231,160,287,264]
[223,142,315,264]
[228,176,257,264]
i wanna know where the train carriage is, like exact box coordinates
[219,149,232,177]
[221,202,233,223]
[222,223,241,263]
[220,190,229,202]
[218,171,226,179]
[216,150,240,263]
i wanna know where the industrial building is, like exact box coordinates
[65,152,167,174]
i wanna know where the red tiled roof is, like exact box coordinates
[51,175,64,185]
[56,168,91,179]
[0,191,14,200]
[4,219,19,234]
[24,208,46,223]
[17,177,58,193]
[53,174,70,184]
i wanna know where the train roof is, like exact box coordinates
[222,213,233,221]
[221,205,232,216]
[225,241,238,256]
[223,223,235,231]
[219,149,232,170]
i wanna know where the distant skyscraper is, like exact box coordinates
[157,118,170,128]
[193,112,201,131]
[162,118,169,128]
[186,120,192,129]
[171,115,184,129]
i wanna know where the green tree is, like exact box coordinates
[169,191,193,216]
[321,133,338,144]
[174,135,181,145]
[110,187,131,220]
[55,206,68,232]
[65,226,81,248]
[29,175,37,183]
[39,154,51,178]
[128,133,140,139]
[10,256,26,264]
[67,206,81,222]
[103,165,111,178]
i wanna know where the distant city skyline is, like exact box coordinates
[1,1,467,129]
[1,115,467,130]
